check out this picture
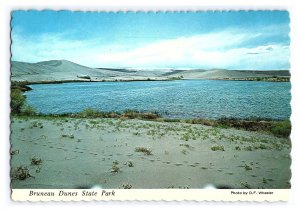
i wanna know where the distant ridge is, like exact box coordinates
[11,59,290,83]
[164,69,290,79]
[11,60,131,82]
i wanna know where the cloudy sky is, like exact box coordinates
[11,11,290,70]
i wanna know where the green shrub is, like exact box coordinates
[79,108,103,118]
[123,109,139,119]
[181,133,190,141]
[270,120,291,138]
[162,118,180,123]
[122,110,160,120]
[211,145,225,151]
[244,146,253,151]
[255,143,269,150]
[235,146,241,150]
[21,105,37,116]
[11,89,26,114]
[140,112,160,119]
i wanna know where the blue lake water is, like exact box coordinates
[26,80,291,120]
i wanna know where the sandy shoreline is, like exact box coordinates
[10,116,291,189]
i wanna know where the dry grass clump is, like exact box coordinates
[31,156,42,165]
[111,165,120,173]
[122,110,160,120]
[122,183,133,189]
[244,164,252,171]
[61,134,75,139]
[30,121,43,128]
[111,161,121,173]
[135,147,152,155]
[244,146,253,151]
[10,149,19,155]
[12,165,33,180]
[235,146,241,151]
[181,149,188,155]
[241,182,251,189]
[211,145,225,151]
[127,161,134,167]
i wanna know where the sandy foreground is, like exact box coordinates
[10,117,291,189]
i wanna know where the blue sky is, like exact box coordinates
[11,11,290,70]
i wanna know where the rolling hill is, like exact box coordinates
[11,60,290,83]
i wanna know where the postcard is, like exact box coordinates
[10,10,291,201]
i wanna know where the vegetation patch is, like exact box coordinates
[111,161,121,173]
[241,182,251,189]
[235,146,241,151]
[135,147,152,155]
[122,109,160,120]
[30,121,43,128]
[79,108,106,118]
[127,161,134,167]
[244,164,252,171]
[77,75,91,80]
[31,156,43,165]
[270,120,291,138]
[180,143,193,149]
[61,134,75,139]
[211,145,225,151]
[244,146,253,151]
[254,143,270,150]
[10,149,19,156]
[181,149,188,155]
[11,88,26,114]
[12,165,33,180]
[122,183,133,189]
[21,105,37,116]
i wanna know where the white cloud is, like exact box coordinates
[11,28,289,70]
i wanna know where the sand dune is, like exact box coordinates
[11,60,125,82]
[164,69,290,79]
[11,59,290,83]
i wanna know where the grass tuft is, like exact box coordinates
[122,183,133,189]
[61,134,75,139]
[135,147,152,155]
[211,145,225,151]
[235,146,241,151]
[127,161,134,167]
[12,165,33,180]
[111,161,121,173]
[241,182,251,189]
[31,156,42,165]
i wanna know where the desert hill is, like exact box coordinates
[11,60,290,83]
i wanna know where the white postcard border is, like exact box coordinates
[12,189,290,201]
[1,0,300,208]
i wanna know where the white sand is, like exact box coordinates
[11,117,291,189]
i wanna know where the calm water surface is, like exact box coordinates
[26,80,291,119]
